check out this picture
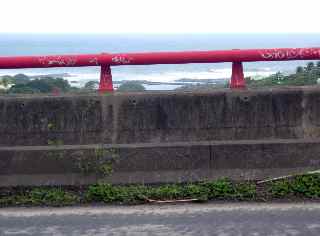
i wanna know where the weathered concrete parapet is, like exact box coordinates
[1,86,320,186]
[0,139,320,186]
[0,86,318,146]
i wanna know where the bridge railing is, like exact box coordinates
[0,47,320,92]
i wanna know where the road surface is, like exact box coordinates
[0,203,320,235]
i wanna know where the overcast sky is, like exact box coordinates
[1,0,319,34]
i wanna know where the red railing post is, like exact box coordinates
[99,65,113,93]
[230,62,246,89]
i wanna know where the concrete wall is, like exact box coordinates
[1,86,320,186]
[1,140,320,186]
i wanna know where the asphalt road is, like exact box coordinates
[0,203,320,235]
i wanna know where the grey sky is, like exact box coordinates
[0,0,319,33]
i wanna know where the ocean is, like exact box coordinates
[0,33,319,90]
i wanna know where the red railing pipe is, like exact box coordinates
[0,47,319,91]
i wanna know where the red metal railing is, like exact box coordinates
[0,47,319,91]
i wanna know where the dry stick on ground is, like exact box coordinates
[257,170,320,184]
[146,198,200,203]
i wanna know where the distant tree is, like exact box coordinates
[12,74,30,85]
[296,66,304,73]
[117,81,146,92]
[42,77,72,92]
[275,72,284,80]
[306,62,315,72]
[14,74,30,80]
[8,77,72,94]
[8,84,39,94]
[1,75,14,83]
[84,81,99,90]
[1,77,11,88]
[1,75,13,79]
[246,62,320,88]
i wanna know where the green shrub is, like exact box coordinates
[117,81,145,92]
[85,184,149,203]
[9,188,79,206]
[270,180,292,198]
[147,185,183,200]
[182,184,209,200]
[2,174,320,207]
[270,174,320,198]
[291,174,320,198]
[203,179,235,199]
[234,182,256,200]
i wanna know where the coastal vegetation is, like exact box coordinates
[246,61,320,88]
[83,80,99,91]
[0,74,76,94]
[0,61,320,94]
[176,61,320,91]
[9,77,73,94]
[117,81,146,92]
[0,75,147,94]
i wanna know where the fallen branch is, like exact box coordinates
[146,198,200,203]
[257,169,320,184]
